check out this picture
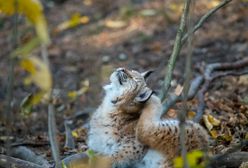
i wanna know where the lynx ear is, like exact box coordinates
[135,87,153,103]
[141,70,154,80]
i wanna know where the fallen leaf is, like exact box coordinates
[187,111,196,120]
[105,20,127,29]
[71,130,79,139]
[210,130,218,139]
[140,9,157,16]
[174,84,183,96]
[203,115,213,131]
[67,80,89,100]
[208,114,221,126]
[56,13,90,32]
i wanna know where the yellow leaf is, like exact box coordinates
[0,0,50,44]
[72,130,79,138]
[56,13,89,32]
[20,56,52,91]
[207,114,220,126]
[203,115,213,131]
[210,130,218,139]
[174,150,205,168]
[245,132,248,140]
[67,91,77,99]
[20,92,45,116]
[187,111,196,120]
[67,80,89,100]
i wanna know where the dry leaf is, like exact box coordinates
[203,115,213,131]
[105,20,127,29]
[210,130,218,139]
[187,111,196,120]
[68,80,89,100]
[56,13,90,32]
[174,84,183,96]
[208,114,221,126]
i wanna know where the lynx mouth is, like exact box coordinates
[117,70,128,85]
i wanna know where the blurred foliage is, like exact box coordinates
[20,56,52,91]
[67,80,89,101]
[0,0,50,44]
[173,150,206,168]
[0,0,52,114]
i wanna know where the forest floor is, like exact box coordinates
[0,0,248,166]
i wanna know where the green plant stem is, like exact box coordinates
[48,103,61,168]
[160,0,191,101]
[41,44,61,168]
[5,12,18,159]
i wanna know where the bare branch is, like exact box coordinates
[160,0,191,101]
[64,120,75,149]
[194,69,248,122]
[48,103,61,168]
[41,42,61,167]
[162,76,204,116]
[5,3,19,156]
[160,0,232,101]
[182,0,232,44]
[10,146,50,168]
[0,154,44,168]
[161,58,248,122]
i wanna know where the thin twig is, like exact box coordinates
[160,0,191,101]
[64,120,75,149]
[160,0,232,101]
[181,0,232,44]
[10,146,50,168]
[5,2,18,158]
[48,103,61,168]
[0,154,44,168]
[41,43,61,167]
[178,0,195,167]
[208,141,248,168]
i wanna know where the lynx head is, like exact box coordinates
[103,68,154,108]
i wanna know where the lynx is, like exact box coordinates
[87,68,208,168]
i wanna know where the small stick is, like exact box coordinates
[0,154,44,168]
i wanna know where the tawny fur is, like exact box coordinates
[136,95,209,167]
[88,68,209,168]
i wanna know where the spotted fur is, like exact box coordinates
[88,68,209,168]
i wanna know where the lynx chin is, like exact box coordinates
[87,68,209,168]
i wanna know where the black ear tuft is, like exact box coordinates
[135,87,154,103]
[141,70,154,80]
